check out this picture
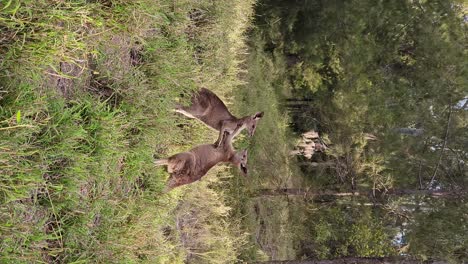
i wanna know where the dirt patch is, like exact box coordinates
[88,75,122,107]
[185,8,209,40]
[43,32,144,101]
[56,61,85,97]
[130,46,144,66]
[95,34,142,82]
[17,202,49,225]
[42,216,64,263]
[86,0,114,8]
[185,8,209,64]
[0,29,17,63]
[45,59,90,98]
[175,209,199,262]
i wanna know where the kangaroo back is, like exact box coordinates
[175,88,264,142]
[162,131,238,190]
[176,88,235,130]
[164,144,226,189]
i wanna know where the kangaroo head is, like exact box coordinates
[245,112,264,137]
[233,149,248,176]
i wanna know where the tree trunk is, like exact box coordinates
[256,188,463,198]
[395,128,424,136]
[255,257,447,264]
[284,99,314,109]
[298,161,335,168]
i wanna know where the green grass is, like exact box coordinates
[218,31,308,262]
[1,0,256,263]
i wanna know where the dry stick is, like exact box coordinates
[0,125,36,130]
[417,160,424,189]
[44,182,64,251]
[427,103,452,189]
[417,140,429,190]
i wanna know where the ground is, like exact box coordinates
[0,0,255,263]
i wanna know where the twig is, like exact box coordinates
[0,124,36,130]
[44,182,64,251]
[372,179,376,198]
[417,160,424,189]
[427,102,452,189]
[417,140,428,189]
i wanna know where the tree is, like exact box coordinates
[407,201,468,263]
[256,189,465,199]
[243,0,467,262]
[255,257,447,264]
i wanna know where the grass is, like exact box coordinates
[219,30,308,262]
[1,0,255,263]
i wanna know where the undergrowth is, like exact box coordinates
[222,30,305,262]
[0,0,255,263]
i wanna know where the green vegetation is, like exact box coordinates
[2,0,466,263]
[1,0,255,262]
[255,0,467,191]
[221,31,299,261]
[227,0,467,262]
[408,201,468,262]
[298,205,395,259]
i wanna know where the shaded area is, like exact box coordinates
[229,0,467,262]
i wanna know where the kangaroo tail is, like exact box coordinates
[161,185,171,194]
[163,183,174,193]
[154,158,169,166]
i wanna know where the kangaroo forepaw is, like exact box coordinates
[213,137,223,147]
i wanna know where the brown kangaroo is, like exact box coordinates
[154,130,248,190]
[175,88,264,146]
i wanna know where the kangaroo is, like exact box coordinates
[155,130,248,190]
[175,88,264,146]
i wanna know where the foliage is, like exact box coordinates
[407,200,468,263]
[221,30,306,262]
[254,0,467,192]
[228,0,467,262]
[298,205,396,259]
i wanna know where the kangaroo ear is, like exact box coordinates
[242,149,248,156]
[240,164,248,176]
[254,112,264,119]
